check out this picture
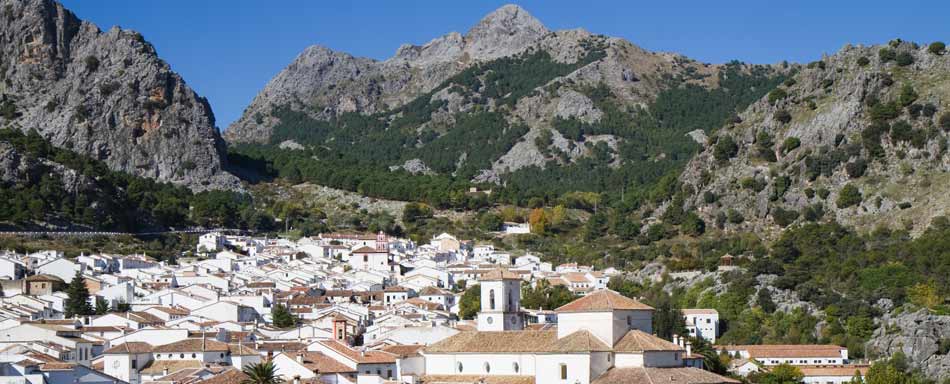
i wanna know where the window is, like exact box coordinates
[560,364,567,380]
[376,369,381,375]
[457,362,463,373]
[484,362,491,373]
[513,362,519,373]
[191,353,197,358]
[220,353,225,358]
[489,289,496,310]
[168,354,172,358]
[179,354,185,358]
[706,318,711,324]
[486,316,493,324]
[363,255,368,262]
[607,354,611,362]
[387,369,392,378]
[131,359,137,369]
[626,316,631,326]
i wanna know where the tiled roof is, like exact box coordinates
[720,344,846,358]
[613,330,683,352]
[479,269,521,281]
[425,330,609,354]
[797,365,869,376]
[140,359,203,375]
[682,309,719,315]
[152,339,230,353]
[319,340,397,364]
[555,290,653,312]
[418,286,451,296]
[103,342,153,354]
[592,367,740,384]
[379,344,425,358]
[254,342,306,352]
[284,351,355,373]
[194,368,248,384]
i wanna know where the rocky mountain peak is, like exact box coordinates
[463,4,548,61]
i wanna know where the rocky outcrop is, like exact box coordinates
[678,42,950,236]
[0,0,238,190]
[867,309,950,381]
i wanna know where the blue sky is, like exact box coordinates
[60,1,946,131]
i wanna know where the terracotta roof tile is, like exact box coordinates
[592,367,740,384]
[284,351,355,373]
[104,342,153,354]
[140,360,203,375]
[614,330,683,352]
[479,269,522,281]
[555,290,653,312]
[719,344,846,359]
[419,375,534,384]
[379,344,425,358]
[319,340,397,364]
[195,368,248,384]
[152,339,229,353]
[425,330,609,354]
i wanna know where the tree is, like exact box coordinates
[929,41,946,55]
[836,184,863,209]
[651,293,686,340]
[458,285,481,319]
[774,109,792,124]
[64,271,93,318]
[713,135,739,161]
[864,360,913,384]
[271,303,298,328]
[681,212,706,236]
[750,363,804,384]
[898,84,918,107]
[402,202,433,225]
[757,288,777,314]
[940,113,950,131]
[95,297,110,315]
[241,360,280,384]
[528,208,548,234]
[895,52,914,67]
[477,212,503,232]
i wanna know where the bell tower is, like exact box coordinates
[477,269,523,331]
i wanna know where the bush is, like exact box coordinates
[782,137,801,154]
[940,113,950,131]
[869,101,900,122]
[84,55,100,72]
[928,41,946,55]
[802,203,824,221]
[727,209,745,224]
[703,191,718,204]
[772,207,800,227]
[846,158,868,179]
[783,78,797,87]
[768,88,788,104]
[804,188,815,199]
[898,84,918,107]
[774,109,792,124]
[921,103,937,118]
[713,135,739,161]
[878,48,896,63]
[856,56,870,66]
[895,52,914,67]
[817,187,830,200]
[836,184,862,209]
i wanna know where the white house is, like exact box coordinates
[682,309,719,343]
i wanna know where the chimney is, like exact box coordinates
[163,367,169,376]
[293,376,301,384]
[672,334,679,347]
[296,354,303,364]
[686,341,692,357]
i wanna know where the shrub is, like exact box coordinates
[846,158,868,178]
[921,103,937,118]
[940,113,950,131]
[878,48,896,63]
[856,56,870,66]
[802,203,824,221]
[772,207,800,227]
[928,41,946,55]
[782,137,801,154]
[889,120,914,142]
[836,184,862,209]
[84,55,100,72]
[783,78,797,87]
[727,209,745,224]
[0,99,17,120]
[768,88,788,104]
[713,135,739,161]
[817,187,830,200]
[895,52,914,66]
[804,188,815,199]
[907,103,923,119]
[898,202,912,210]
[820,79,834,89]
[98,81,120,96]
[869,101,900,122]
[898,84,918,107]
[703,191,718,204]
[774,109,792,124]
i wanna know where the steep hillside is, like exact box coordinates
[0,0,238,190]
[226,4,787,206]
[677,40,950,236]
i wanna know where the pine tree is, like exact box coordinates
[64,271,93,318]
[94,297,109,315]
[271,303,297,328]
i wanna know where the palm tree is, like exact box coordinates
[241,361,280,384]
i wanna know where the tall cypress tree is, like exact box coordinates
[271,303,297,328]
[64,271,93,318]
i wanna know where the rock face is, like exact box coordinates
[0,0,238,190]
[226,4,779,186]
[867,309,950,381]
[677,42,950,236]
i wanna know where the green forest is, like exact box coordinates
[0,128,271,232]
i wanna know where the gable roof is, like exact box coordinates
[613,330,683,352]
[479,269,521,281]
[319,340,397,364]
[425,330,609,354]
[283,351,355,373]
[152,338,230,353]
[592,367,740,384]
[555,290,653,312]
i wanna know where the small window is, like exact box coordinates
[513,362,519,373]
[560,364,567,380]
[457,362,463,373]
[486,316,493,324]
[387,369,392,378]
[168,354,172,358]
[607,354,611,362]
[191,353,196,358]
[179,354,185,358]
[131,359,137,369]
[220,353,225,358]
[484,362,491,373]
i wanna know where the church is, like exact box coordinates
[420,269,738,384]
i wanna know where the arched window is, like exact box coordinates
[457,362,463,373]
[191,353,196,358]
[179,354,184,359]
[489,289,496,310]
[484,362,491,373]
[513,362,519,373]
[560,363,567,380]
